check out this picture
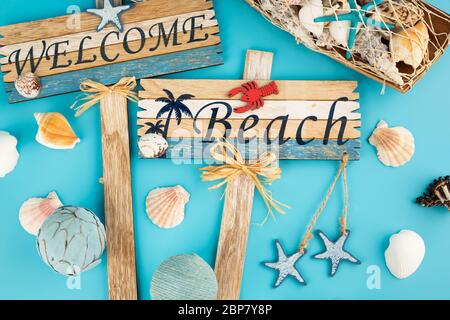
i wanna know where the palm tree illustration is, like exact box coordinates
[156,89,194,137]
[145,120,165,135]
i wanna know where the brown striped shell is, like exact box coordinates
[146,185,190,229]
[369,120,415,167]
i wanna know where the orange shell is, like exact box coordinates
[34,113,80,149]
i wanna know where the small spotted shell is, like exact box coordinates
[138,134,168,158]
[146,185,190,229]
[369,120,415,167]
[15,72,41,99]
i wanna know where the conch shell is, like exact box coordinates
[19,192,63,235]
[34,113,80,149]
[390,21,429,69]
[385,230,425,279]
[146,185,190,229]
[369,120,415,167]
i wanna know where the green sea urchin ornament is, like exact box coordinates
[36,206,106,276]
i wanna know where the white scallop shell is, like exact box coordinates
[15,72,41,99]
[369,120,415,167]
[0,131,19,178]
[385,230,425,279]
[19,192,63,235]
[138,134,168,158]
[298,0,324,38]
[146,185,190,229]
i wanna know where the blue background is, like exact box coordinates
[0,0,449,300]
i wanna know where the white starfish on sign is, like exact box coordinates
[87,0,132,32]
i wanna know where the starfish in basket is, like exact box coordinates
[314,0,396,59]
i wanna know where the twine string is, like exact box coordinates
[298,153,349,254]
[70,77,139,117]
[200,140,290,219]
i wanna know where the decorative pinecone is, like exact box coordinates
[416,176,450,210]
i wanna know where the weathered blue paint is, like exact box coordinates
[139,138,361,162]
[5,44,224,103]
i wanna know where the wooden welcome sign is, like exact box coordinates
[138,80,361,160]
[0,0,223,103]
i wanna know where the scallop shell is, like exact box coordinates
[15,72,41,99]
[146,185,190,229]
[385,230,425,279]
[34,113,80,150]
[298,0,324,38]
[369,120,415,167]
[0,131,19,178]
[138,134,168,158]
[390,21,429,69]
[19,192,63,235]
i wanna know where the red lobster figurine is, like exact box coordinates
[228,81,279,113]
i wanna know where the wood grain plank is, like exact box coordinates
[151,138,361,161]
[139,79,359,101]
[100,92,138,300]
[1,10,217,65]
[5,44,224,103]
[2,26,220,81]
[138,118,361,139]
[213,50,274,301]
[138,99,360,120]
[0,0,213,46]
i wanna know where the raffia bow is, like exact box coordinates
[200,140,290,219]
[71,77,139,117]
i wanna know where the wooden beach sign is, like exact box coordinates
[0,0,223,103]
[138,50,361,299]
[0,0,224,300]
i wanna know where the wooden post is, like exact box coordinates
[215,50,273,300]
[96,0,138,300]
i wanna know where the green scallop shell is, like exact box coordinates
[151,254,217,300]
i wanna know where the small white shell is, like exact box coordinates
[19,192,63,235]
[369,120,415,167]
[0,131,19,178]
[146,185,190,229]
[138,134,168,158]
[14,72,41,99]
[385,230,425,279]
[298,0,324,38]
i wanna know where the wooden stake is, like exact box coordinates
[215,50,273,300]
[96,0,138,300]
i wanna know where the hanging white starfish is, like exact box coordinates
[313,230,360,276]
[87,0,132,32]
[264,240,306,287]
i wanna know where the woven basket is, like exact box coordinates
[245,0,450,92]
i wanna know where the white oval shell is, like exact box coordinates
[299,0,324,38]
[15,72,41,99]
[146,185,190,229]
[329,2,352,47]
[390,21,429,69]
[369,120,415,167]
[19,192,63,235]
[385,230,425,279]
[138,134,168,158]
[0,131,19,178]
